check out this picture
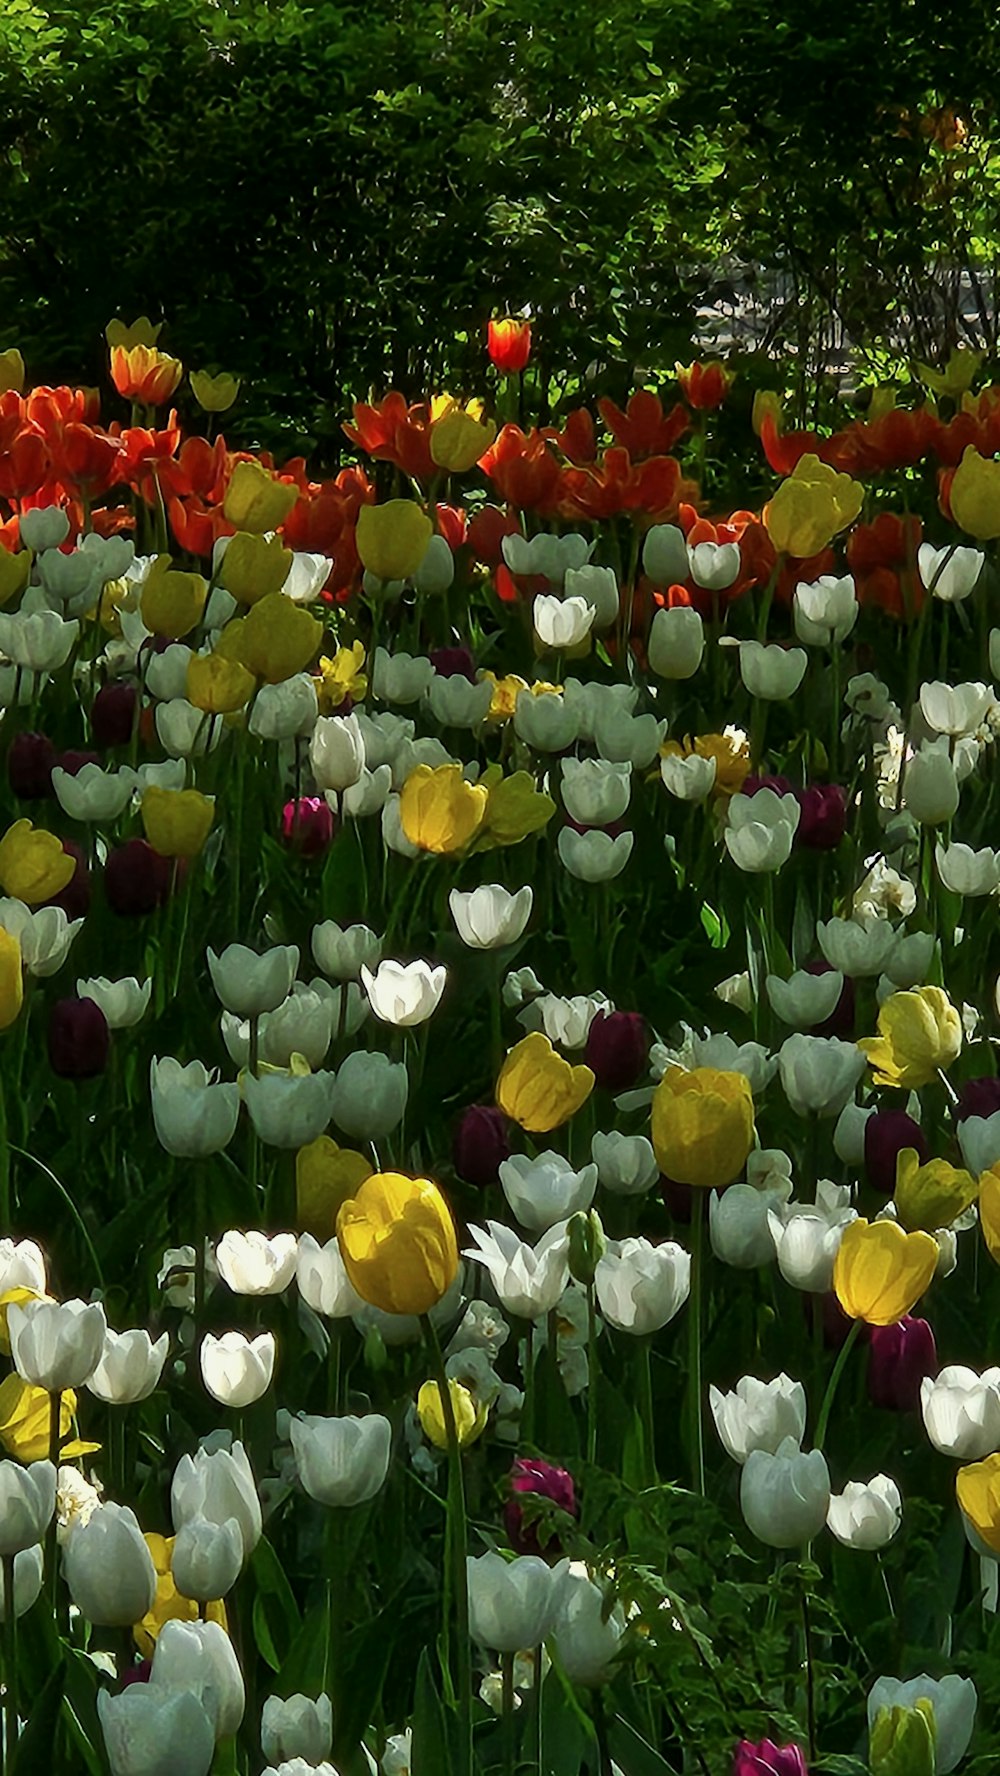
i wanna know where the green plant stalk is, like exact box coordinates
[501,1649,516,1776]
[635,1337,657,1487]
[813,1318,862,1450]
[2,1555,16,1770]
[421,1314,472,1776]
[46,1390,61,1610]
[801,1577,816,1764]
[587,1281,599,1466]
[688,1192,706,1495]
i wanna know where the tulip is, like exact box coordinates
[949,445,1000,539]
[709,1374,807,1464]
[919,541,983,601]
[533,593,595,652]
[894,1150,977,1233]
[310,713,366,793]
[642,522,689,585]
[226,594,322,683]
[0,1458,55,1554]
[740,1436,831,1548]
[243,1071,336,1149]
[207,942,299,1019]
[827,1474,902,1549]
[710,1184,784,1268]
[512,688,580,753]
[223,461,299,533]
[449,884,533,950]
[557,827,633,882]
[141,787,216,859]
[48,997,110,1079]
[151,1058,240,1158]
[200,1331,275,1408]
[399,762,488,853]
[497,1033,594,1133]
[98,1686,216,1776]
[467,1550,569,1652]
[738,641,808,700]
[465,1221,570,1319]
[105,838,175,915]
[904,746,960,824]
[860,986,962,1088]
[150,1617,245,1739]
[218,531,291,604]
[936,840,1000,896]
[0,819,74,905]
[817,913,898,978]
[87,1329,169,1405]
[0,930,22,1032]
[7,731,56,800]
[295,1234,363,1317]
[920,678,992,739]
[336,1171,458,1315]
[793,572,858,645]
[833,1218,938,1325]
[550,1563,627,1685]
[289,1412,391,1506]
[171,1440,261,1562]
[63,1502,158,1625]
[869,1315,937,1411]
[8,1297,106,1391]
[488,317,532,373]
[764,454,863,557]
[312,920,382,981]
[356,500,432,581]
[724,788,800,872]
[732,1741,808,1776]
[417,1377,487,1449]
[0,1545,42,1621]
[777,1033,866,1117]
[499,1152,597,1233]
[591,1131,657,1196]
[652,1066,754,1190]
[595,1237,690,1334]
[361,958,446,1026]
[865,1111,928,1194]
[328,1050,408,1140]
[76,976,151,1030]
[453,1105,511,1187]
[250,674,319,741]
[921,1365,1000,1459]
[867,1674,977,1775]
[261,1694,334,1767]
[170,1517,243,1602]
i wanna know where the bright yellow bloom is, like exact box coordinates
[957,1453,1000,1554]
[482,671,529,722]
[833,1217,938,1326]
[430,406,497,474]
[105,316,162,350]
[764,453,864,557]
[0,547,30,607]
[218,532,292,605]
[355,500,432,582]
[0,930,22,1032]
[0,351,24,398]
[0,1287,48,1356]
[223,461,299,534]
[980,1166,1000,1265]
[317,643,367,711]
[869,1701,936,1776]
[337,1171,459,1316]
[664,732,751,799]
[189,369,240,413]
[417,1379,488,1450]
[134,1534,227,1656]
[141,787,215,859]
[948,446,1000,540]
[476,767,556,848]
[751,390,782,437]
[0,819,74,905]
[228,593,323,683]
[140,556,208,640]
[110,345,183,405]
[186,652,255,714]
[894,1148,978,1232]
[859,986,962,1089]
[651,1065,754,1188]
[399,763,488,853]
[0,1376,97,1463]
[916,345,983,400]
[496,1033,594,1134]
[296,1136,373,1241]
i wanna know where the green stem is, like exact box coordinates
[586,1283,599,1466]
[635,1337,657,1487]
[46,1390,61,1609]
[688,1193,706,1495]
[801,1578,816,1764]
[813,1318,862,1451]
[421,1314,472,1776]
[501,1649,516,1776]
[2,1555,17,1768]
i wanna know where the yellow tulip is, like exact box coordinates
[764,453,864,557]
[134,1534,227,1656]
[0,547,30,607]
[496,1033,594,1134]
[296,1136,373,1241]
[833,1218,938,1325]
[916,345,983,400]
[957,1452,1000,1554]
[665,732,751,799]
[0,350,24,398]
[0,1376,97,1462]
[980,1166,1000,1264]
[894,1148,978,1232]
[0,930,23,1032]
[228,593,322,684]
[186,653,256,714]
[141,787,215,859]
[948,447,1000,540]
[859,986,962,1089]
[223,461,299,534]
[189,369,241,413]
[417,1379,488,1450]
[399,763,488,853]
[218,532,292,605]
[651,1066,754,1188]
[337,1171,459,1316]
[430,408,497,474]
[317,643,367,711]
[355,500,432,582]
[869,1702,937,1776]
[140,556,208,640]
[476,767,557,848]
[482,672,529,722]
[105,315,162,350]
[751,390,782,437]
[0,819,74,905]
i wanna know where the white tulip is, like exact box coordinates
[740,1436,830,1547]
[63,1502,157,1626]
[249,674,318,740]
[768,1180,857,1292]
[647,605,705,679]
[311,921,383,981]
[593,709,666,769]
[936,841,1000,896]
[171,1440,261,1562]
[426,673,493,728]
[560,757,632,826]
[76,975,152,1028]
[904,745,960,824]
[866,1675,977,1775]
[533,594,595,651]
[919,543,983,602]
[243,1071,336,1149]
[467,1551,570,1652]
[920,1365,1000,1459]
[660,750,717,800]
[738,641,807,700]
[958,1111,1000,1177]
[0,608,78,671]
[550,1563,627,1685]
[449,885,533,950]
[18,507,70,552]
[146,644,193,702]
[689,539,741,589]
[513,688,579,751]
[51,763,136,822]
[642,522,688,585]
[595,1237,690,1334]
[150,1617,245,1740]
[206,943,299,1018]
[883,930,937,989]
[499,1153,597,1233]
[155,698,223,758]
[9,1297,107,1391]
[710,1184,784,1268]
[526,991,611,1050]
[0,901,82,978]
[171,1516,244,1603]
[296,1235,364,1318]
[0,1239,45,1297]
[793,574,858,645]
[816,914,898,978]
[591,1132,658,1196]
[310,713,366,791]
[826,1474,901,1549]
[373,648,435,704]
[0,1460,55,1555]
[261,1694,334,1767]
[724,788,800,872]
[98,1686,215,1776]
[465,1221,570,1319]
[290,1413,392,1506]
[777,1033,867,1117]
[709,1374,807,1463]
[564,564,619,631]
[200,1332,275,1408]
[87,1329,169,1404]
[216,1231,298,1296]
[919,679,992,739]
[328,1050,407,1139]
[766,970,844,1029]
[361,958,446,1026]
[557,827,633,882]
[151,1058,240,1158]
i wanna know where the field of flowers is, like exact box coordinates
[0,316,999,1775]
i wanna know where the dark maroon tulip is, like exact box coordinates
[505,1458,578,1558]
[955,1077,1000,1123]
[48,998,109,1079]
[453,1105,511,1188]
[104,839,175,915]
[733,1740,808,1776]
[864,1109,928,1194]
[45,840,92,922]
[869,1315,937,1411]
[281,797,335,858]
[585,1010,648,1092]
[90,682,137,749]
[797,783,847,850]
[7,732,56,799]
[805,960,855,1038]
[54,749,102,777]
[429,645,477,683]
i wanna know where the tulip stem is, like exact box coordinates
[688,1194,706,1495]
[421,1314,472,1776]
[800,1577,816,1764]
[46,1390,61,1612]
[2,1556,17,1766]
[813,1319,862,1451]
[501,1650,516,1776]
[586,1283,599,1466]
[635,1338,657,1487]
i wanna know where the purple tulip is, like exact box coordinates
[505,1458,578,1558]
[90,682,137,749]
[429,645,478,683]
[48,998,109,1079]
[452,1105,510,1188]
[281,797,335,858]
[733,1738,808,1776]
[955,1077,1000,1123]
[104,839,176,916]
[868,1315,937,1411]
[585,1010,648,1092]
[797,783,847,850]
[864,1110,928,1194]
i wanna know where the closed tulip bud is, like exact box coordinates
[869,1703,937,1776]
[551,1564,627,1685]
[261,1694,334,1767]
[150,1617,245,1740]
[566,1209,606,1287]
[0,819,74,905]
[48,996,109,1079]
[207,942,298,1018]
[64,1502,157,1625]
[453,1106,511,1187]
[356,501,433,582]
[827,1473,902,1549]
[200,1331,275,1408]
[732,1741,808,1776]
[710,1374,807,1464]
[171,1440,261,1562]
[295,1234,363,1317]
[0,1458,55,1554]
[904,746,960,824]
[740,1436,831,1548]
[87,1329,169,1404]
[399,762,488,853]
[170,1516,243,1602]
[642,523,689,586]
[868,1315,936,1412]
[98,1686,216,1776]
[417,1378,487,1449]
[865,1111,928,1193]
[860,986,962,1089]
[468,1550,569,1652]
[290,1412,391,1505]
[834,1218,938,1325]
[9,1297,107,1391]
[223,461,299,534]
[488,317,532,373]
[337,1171,458,1315]
[949,445,1000,539]
[652,1066,754,1189]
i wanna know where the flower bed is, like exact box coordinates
[0,323,996,1774]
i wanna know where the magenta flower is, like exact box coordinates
[733,1738,808,1776]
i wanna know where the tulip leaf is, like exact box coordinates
[607,1714,678,1775]
[411,1646,453,1776]
[250,1535,301,1671]
[11,1656,65,1776]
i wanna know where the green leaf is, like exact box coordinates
[410,1647,453,1776]
[11,1656,65,1776]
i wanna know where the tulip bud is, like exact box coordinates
[261,1693,334,1767]
[567,1210,606,1286]
[504,1457,578,1558]
[48,997,109,1079]
[63,1502,158,1625]
[452,1105,511,1188]
[417,1379,487,1450]
[280,797,334,857]
[732,1740,807,1776]
[865,1111,928,1194]
[104,838,176,916]
[170,1516,243,1602]
[584,1010,648,1092]
[868,1315,937,1411]
[7,732,55,800]
[869,1702,936,1776]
